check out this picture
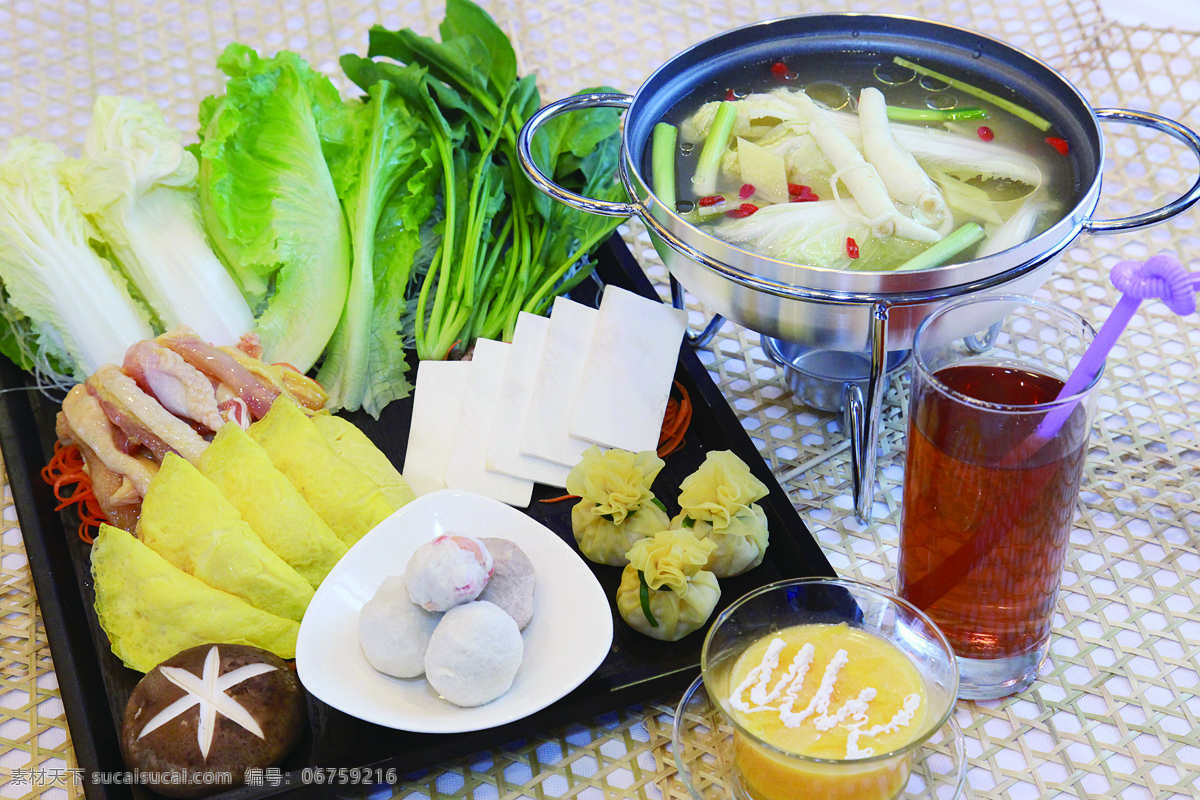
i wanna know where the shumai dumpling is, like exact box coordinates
[673,450,770,578]
[616,530,720,642]
[567,446,670,566]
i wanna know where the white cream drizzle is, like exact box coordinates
[844,693,924,759]
[727,636,923,759]
[729,638,818,713]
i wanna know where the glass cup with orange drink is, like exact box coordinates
[678,578,964,800]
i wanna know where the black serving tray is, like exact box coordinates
[0,235,835,800]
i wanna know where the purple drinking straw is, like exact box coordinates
[1033,253,1200,442]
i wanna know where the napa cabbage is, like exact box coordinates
[713,200,926,271]
[64,96,254,347]
[685,91,1043,188]
[0,139,155,384]
[978,192,1059,257]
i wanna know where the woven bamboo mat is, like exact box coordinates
[1,1,1198,800]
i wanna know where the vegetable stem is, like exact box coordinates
[652,122,678,208]
[886,105,986,123]
[893,57,1051,132]
[650,122,679,265]
[638,570,659,628]
[523,219,620,316]
[692,101,738,195]
[894,222,985,272]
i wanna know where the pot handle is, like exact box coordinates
[1083,108,1200,233]
[517,92,640,217]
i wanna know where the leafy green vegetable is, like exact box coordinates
[931,170,1003,225]
[977,193,1058,258]
[196,43,354,373]
[65,96,255,347]
[317,79,436,415]
[714,200,870,270]
[0,139,155,383]
[342,0,625,359]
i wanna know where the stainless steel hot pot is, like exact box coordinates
[516,13,1200,522]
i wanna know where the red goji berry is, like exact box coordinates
[697,195,725,207]
[726,203,759,218]
[1046,136,1069,156]
[771,61,788,77]
[739,183,755,199]
[977,126,995,142]
[846,237,860,259]
[789,184,819,202]
[725,88,736,102]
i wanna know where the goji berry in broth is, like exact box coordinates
[977,126,995,142]
[771,61,788,77]
[725,88,736,102]
[726,203,759,218]
[1046,136,1069,156]
[698,195,725,207]
[789,184,819,202]
[738,184,755,199]
[846,237,860,258]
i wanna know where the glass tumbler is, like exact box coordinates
[899,295,1102,700]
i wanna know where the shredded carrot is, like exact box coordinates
[540,494,579,504]
[657,381,693,458]
[40,441,105,544]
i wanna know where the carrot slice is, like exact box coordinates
[40,441,105,544]
[657,381,693,458]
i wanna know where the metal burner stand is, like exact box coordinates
[672,277,905,524]
[668,274,1022,525]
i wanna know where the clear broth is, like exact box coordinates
[653,52,1075,271]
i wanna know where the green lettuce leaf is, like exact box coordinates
[317,79,436,415]
[196,43,353,372]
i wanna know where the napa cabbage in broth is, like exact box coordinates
[657,56,1072,272]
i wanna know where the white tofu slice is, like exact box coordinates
[520,296,599,468]
[570,286,688,452]
[444,338,535,507]
[486,312,572,488]
[403,360,472,497]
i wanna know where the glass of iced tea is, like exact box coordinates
[899,295,1102,700]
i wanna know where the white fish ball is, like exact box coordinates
[406,534,494,612]
[424,601,523,707]
[358,575,441,678]
[477,538,536,630]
